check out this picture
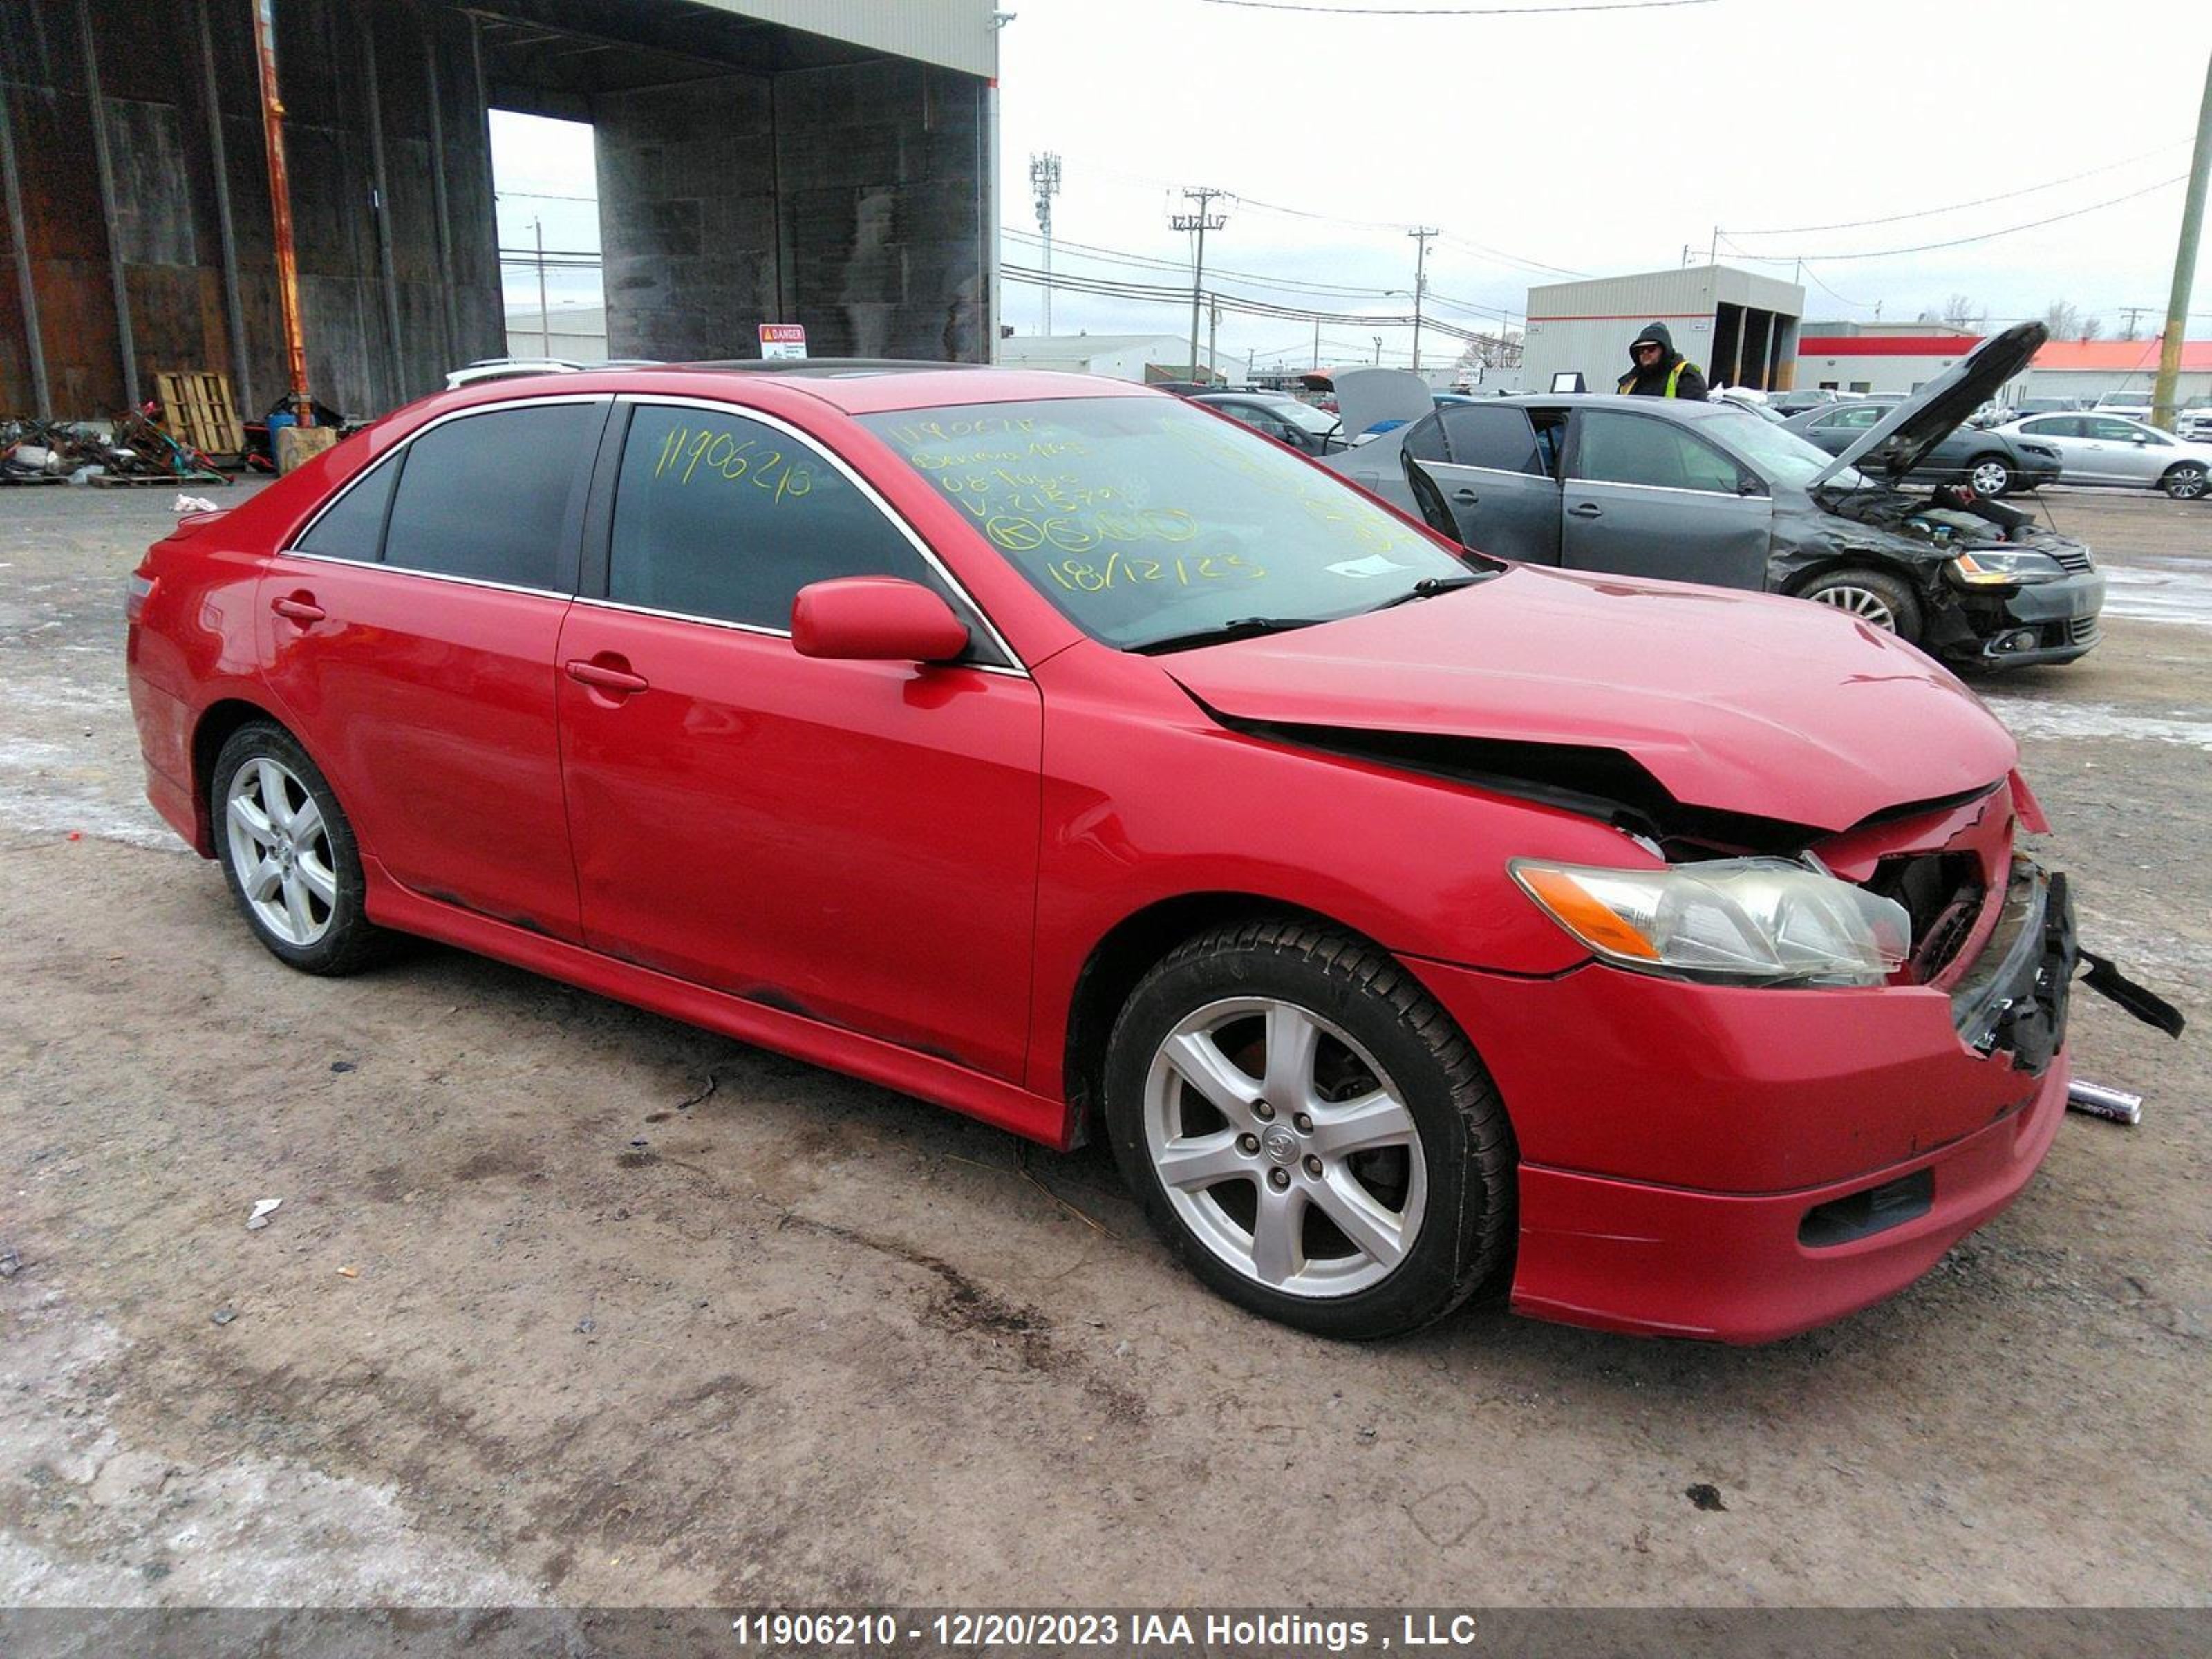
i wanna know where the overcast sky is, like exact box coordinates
[496,0,2212,375]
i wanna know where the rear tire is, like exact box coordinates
[1102,919,1515,1340]
[1795,567,1925,644]
[2161,462,2208,501]
[212,722,392,975]
[1965,454,2014,497]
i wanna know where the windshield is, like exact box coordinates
[1703,406,1868,489]
[858,396,1472,649]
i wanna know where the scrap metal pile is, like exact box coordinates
[2,411,229,487]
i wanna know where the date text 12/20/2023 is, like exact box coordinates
[727,1611,1490,1651]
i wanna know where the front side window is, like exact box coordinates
[2023,417,2084,438]
[856,395,1470,650]
[608,404,946,632]
[382,403,597,590]
[1572,412,1743,494]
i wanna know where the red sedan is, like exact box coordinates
[126,364,2083,1342]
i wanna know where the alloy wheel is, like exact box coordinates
[2167,465,2208,500]
[1141,996,1426,1298]
[225,756,337,947]
[1969,460,2010,496]
[1809,583,1900,631]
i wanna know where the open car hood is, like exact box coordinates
[1329,367,1436,439]
[1163,565,2018,836]
[1811,321,2047,487]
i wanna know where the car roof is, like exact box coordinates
[409,360,1163,420]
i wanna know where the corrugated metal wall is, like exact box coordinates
[0,0,992,418]
[0,0,502,420]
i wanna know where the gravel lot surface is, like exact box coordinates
[1,482,2206,1612]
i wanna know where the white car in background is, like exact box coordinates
[1993,411,2212,500]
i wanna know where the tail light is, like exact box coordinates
[125,572,156,624]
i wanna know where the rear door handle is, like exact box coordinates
[270,593,326,624]
[564,657,650,696]
[1568,503,1603,519]
[1452,488,1480,504]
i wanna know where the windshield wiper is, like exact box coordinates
[1369,573,1485,610]
[1130,616,1334,655]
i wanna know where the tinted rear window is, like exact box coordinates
[383,403,597,590]
[1438,405,1544,474]
[296,457,397,562]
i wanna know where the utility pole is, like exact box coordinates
[1371,335,1382,365]
[1029,151,1062,335]
[534,217,550,357]
[1312,316,1321,373]
[2118,305,2153,341]
[1170,186,1228,382]
[1207,297,1220,383]
[2153,46,2212,433]
[1407,225,1436,375]
[1708,225,1718,270]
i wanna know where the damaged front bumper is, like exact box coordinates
[1407,856,2085,1344]
[1938,568,2106,668]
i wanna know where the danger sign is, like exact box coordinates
[758,324,807,361]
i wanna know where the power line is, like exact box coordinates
[1745,174,2189,261]
[1727,138,2193,236]
[1003,227,1403,297]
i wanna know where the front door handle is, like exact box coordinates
[271,592,326,624]
[1452,488,1480,504]
[564,657,650,697]
[1568,502,1604,519]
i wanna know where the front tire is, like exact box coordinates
[2162,462,2208,500]
[212,722,390,975]
[1103,919,1515,1340]
[1796,566,1925,643]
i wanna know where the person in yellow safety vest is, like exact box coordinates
[1616,322,1709,401]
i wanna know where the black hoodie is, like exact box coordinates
[1618,321,1709,400]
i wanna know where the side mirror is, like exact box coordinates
[791,577,971,664]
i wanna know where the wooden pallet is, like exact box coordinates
[154,370,244,461]
[0,472,66,485]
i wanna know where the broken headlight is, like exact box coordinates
[1509,857,1911,988]
[1949,550,2066,585]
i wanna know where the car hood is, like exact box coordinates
[1811,321,2046,487]
[1329,367,1436,438]
[1163,565,2017,834]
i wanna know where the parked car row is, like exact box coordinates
[1781,400,2061,498]
[126,345,2170,1344]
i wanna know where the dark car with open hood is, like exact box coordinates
[125,357,2176,1347]
[1390,323,2105,670]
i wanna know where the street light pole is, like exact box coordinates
[1029,151,1062,336]
[1171,186,1228,382]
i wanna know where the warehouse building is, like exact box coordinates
[997,332,1215,383]
[0,0,997,421]
[1521,264,1805,396]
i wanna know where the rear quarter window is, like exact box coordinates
[294,458,397,562]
